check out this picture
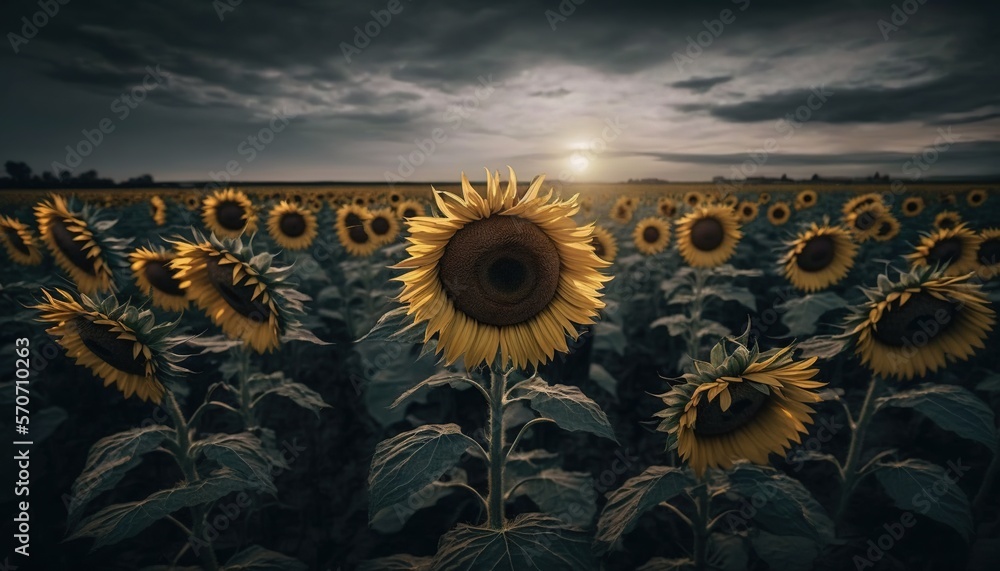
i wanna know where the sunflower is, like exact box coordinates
[842,267,995,380]
[845,203,886,242]
[367,207,400,246]
[305,196,323,212]
[976,228,1000,279]
[353,196,367,207]
[622,196,637,209]
[633,217,671,255]
[266,201,318,250]
[723,195,739,209]
[591,225,618,263]
[32,289,186,403]
[795,189,818,210]
[934,211,962,230]
[335,204,378,257]
[150,195,167,226]
[610,196,634,224]
[129,247,188,312]
[0,215,43,265]
[757,192,771,205]
[396,199,426,220]
[394,168,610,370]
[170,233,306,353]
[35,195,120,295]
[872,215,901,242]
[201,188,258,238]
[676,205,742,267]
[841,193,883,217]
[684,191,704,208]
[655,326,825,476]
[967,189,987,208]
[780,223,857,292]
[657,197,679,218]
[901,196,925,217]
[183,194,201,210]
[767,201,792,226]
[388,191,403,205]
[736,201,759,223]
[905,224,982,276]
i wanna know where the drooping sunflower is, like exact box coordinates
[150,195,167,226]
[795,189,818,210]
[767,201,792,226]
[842,267,995,380]
[0,215,43,265]
[905,224,982,276]
[684,191,704,208]
[736,201,759,223]
[610,196,634,224]
[201,188,258,238]
[32,289,186,403]
[901,196,925,217]
[591,225,618,263]
[396,199,426,220]
[367,207,400,246]
[934,210,962,230]
[129,247,188,312]
[841,193,883,217]
[676,205,742,267]
[976,228,1000,279]
[35,195,122,295]
[780,223,857,292]
[872,215,901,242]
[169,233,307,353]
[394,168,611,369]
[633,217,671,255]
[655,326,825,476]
[657,197,679,218]
[335,204,378,257]
[266,201,318,250]
[967,189,987,208]
[757,192,771,205]
[845,202,887,242]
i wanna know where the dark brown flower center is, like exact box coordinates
[3,226,30,254]
[926,237,963,267]
[978,238,1000,266]
[853,210,878,231]
[642,226,661,244]
[279,212,307,238]
[592,237,606,258]
[803,194,814,203]
[877,221,894,236]
[796,235,836,272]
[971,192,984,204]
[51,218,96,274]
[690,217,724,251]
[403,207,418,218]
[938,217,957,230]
[206,257,271,319]
[390,193,401,203]
[144,260,185,296]
[695,381,769,436]
[74,317,148,376]
[345,212,363,228]
[742,206,753,216]
[438,216,560,327]
[370,216,391,236]
[872,292,958,348]
[772,207,787,220]
[905,201,919,212]
[215,200,247,231]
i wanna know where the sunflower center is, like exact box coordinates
[403,207,418,218]
[51,218,96,274]
[978,238,1000,266]
[772,208,787,220]
[926,237,963,267]
[74,317,148,376]
[371,216,390,235]
[939,217,956,230]
[279,212,307,237]
[345,212,363,228]
[694,382,769,436]
[216,201,247,230]
[690,218,724,251]
[206,258,271,319]
[872,292,958,348]
[877,221,894,236]
[348,226,370,244]
[591,237,606,258]
[438,215,561,327]
[796,235,836,272]
[144,260,185,296]
[905,201,918,212]
[742,206,753,216]
[3,226,30,254]
[642,226,661,244]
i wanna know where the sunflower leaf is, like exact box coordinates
[650,314,688,336]
[873,458,974,541]
[750,531,821,571]
[725,463,835,545]
[594,465,695,553]
[588,363,619,398]
[357,554,433,571]
[876,384,997,452]
[390,371,480,409]
[371,468,467,533]
[508,377,618,443]
[794,335,849,360]
[778,292,849,337]
[593,321,627,355]
[506,468,597,528]
[368,424,477,522]
[253,380,331,418]
[431,513,599,570]
[223,545,307,571]
[191,432,280,494]
[701,284,758,311]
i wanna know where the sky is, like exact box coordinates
[1,0,998,183]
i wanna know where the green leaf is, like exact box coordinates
[371,468,468,533]
[701,284,757,311]
[778,292,849,337]
[877,384,997,452]
[505,449,562,483]
[509,377,618,443]
[391,371,480,409]
[431,513,599,570]
[191,432,280,495]
[357,554,432,571]
[67,425,174,527]
[696,320,730,341]
[588,363,619,398]
[223,545,307,571]
[360,348,439,427]
[249,372,331,417]
[594,465,695,553]
[707,533,748,571]
[507,468,597,527]
[650,314,688,336]
[873,458,973,541]
[976,372,1000,393]
[750,531,820,571]
[794,335,849,360]
[68,468,260,549]
[726,463,835,545]
[593,321,626,355]
[368,424,477,522]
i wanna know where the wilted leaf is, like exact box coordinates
[595,465,695,553]
[359,306,424,343]
[873,458,973,541]
[877,384,997,452]
[509,377,618,443]
[224,545,307,571]
[778,292,849,337]
[726,463,835,545]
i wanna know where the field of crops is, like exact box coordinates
[1,173,998,570]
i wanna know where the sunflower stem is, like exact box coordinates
[236,345,256,431]
[692,481,710,571]
[834,374,882,528]
[684,269,708,370]
[486,367,507,530]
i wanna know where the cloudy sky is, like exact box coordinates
[2,0,998,183]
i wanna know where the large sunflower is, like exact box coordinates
[32,289,186,403]
[676,205,742,267]
[977,228,1000,279]
[934,211,961,230]
[905,224,982,276]
[591,225,618,263]
[609,196,634,224]
[967,189,987,208]
[633,217,671,255]
[901,196,925,217]
[129,247,189,312]
[767,201,792,226]
[335,204,378,257]
[396,199,426,220]
[843,267,995,380]
[170,233,306,353]
[780,223,857,292]
[0,215,43,266]
[35,195,120,294]
[267,201,318,250]
[367,207,400,246]
[795,189,818,210]
[202,188,258,238]
[655,326,825,476]
[150,195,167,226]
[394,168,611,369]
[736,201,759,223]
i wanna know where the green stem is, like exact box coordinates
[835,375,882,527]
[236,345,256,430]
[692,482,710,571]
[487,368,507,530]
[685,269,707,368]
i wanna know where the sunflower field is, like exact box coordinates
[1,173,998,571]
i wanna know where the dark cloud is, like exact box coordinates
[670,75,733,93]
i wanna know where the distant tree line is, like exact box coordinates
[0,160,154,188]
